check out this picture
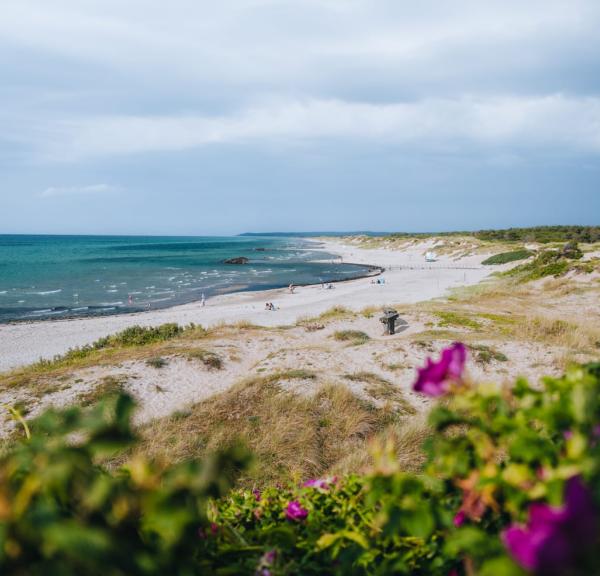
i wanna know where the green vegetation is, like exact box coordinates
[386,225,600,244]
[505,250,571,282]
[333,330,371,345]
[27,323,202,371]
[1,363,599,574]
[186,349,224,370]
[298,306,355,326]
[434,311,482,330]
[93,323,185,347]
[474,225,600,243]
[468,344,508,364]
[146,356,168,369]
[78,375,128,406]
[481,249,533,265]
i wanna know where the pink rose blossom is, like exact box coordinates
[413,342,467,396]
[285,500,308,521]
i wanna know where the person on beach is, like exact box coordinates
[128,294,133,305]
[288,283,295,294]
[201,293,206,307]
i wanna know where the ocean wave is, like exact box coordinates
[0,291,7,295]
[34,289,62,295]
[99,301,123,307]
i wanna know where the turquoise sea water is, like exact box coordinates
[0,235,373,323]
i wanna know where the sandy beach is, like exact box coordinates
[0,238,493,372]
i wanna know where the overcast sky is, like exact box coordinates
[1,0,599,235]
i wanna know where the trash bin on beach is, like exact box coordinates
[380,308,400,335]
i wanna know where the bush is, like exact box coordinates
[1,359,599,574]
[482,249,533,265]
[504,250,571,282]
[93,323,184,348]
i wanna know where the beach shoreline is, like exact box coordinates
[0,238,494,372]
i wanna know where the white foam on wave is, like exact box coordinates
[107,289,118,293]
[100,301,123,306]
[35,289,62,295]
[0,291,7,295]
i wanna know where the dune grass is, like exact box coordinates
[433,311,482,330]
[185,349,224,370]
[297,306,356,327]
[333,330,371,346]
[344,372,416,414]
[135,375,419,487]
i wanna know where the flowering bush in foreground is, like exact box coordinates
[0,350,599,574]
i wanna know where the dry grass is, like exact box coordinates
[185,349,224,370]
[511,316,600,351]
[297,306,356,326]
[135,375,414,487]
[78,375,128,407]
[343,372,415,414]
[331,413,431,477]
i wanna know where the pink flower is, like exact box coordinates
[303,476,336,489]
[502,476,598,574]
[285,500,308,521]
[413,342,467,396]
[263,550,277,564]
[453,510,466,527]
[252,488,262,501]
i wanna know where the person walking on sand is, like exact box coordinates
[201,293,206,307]
[289,283,295,294]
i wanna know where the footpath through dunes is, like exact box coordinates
[0,238,498,372]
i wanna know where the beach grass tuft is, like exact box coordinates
[333,330,371,346]
[186,349,224,370]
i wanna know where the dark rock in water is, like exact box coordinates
[223,257,249,265]
[254,248,266,252]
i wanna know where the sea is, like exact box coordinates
[0,235,374,323]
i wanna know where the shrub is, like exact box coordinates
[504,250,571,282]
[482,249,533,265]
[93,323,184,348]
[1,359,600,574]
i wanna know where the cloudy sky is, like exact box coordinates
[1,0,599,235]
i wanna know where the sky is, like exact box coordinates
[1,0,599,235]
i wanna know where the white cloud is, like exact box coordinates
[40,184,121,197]
[38,95,600,161]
